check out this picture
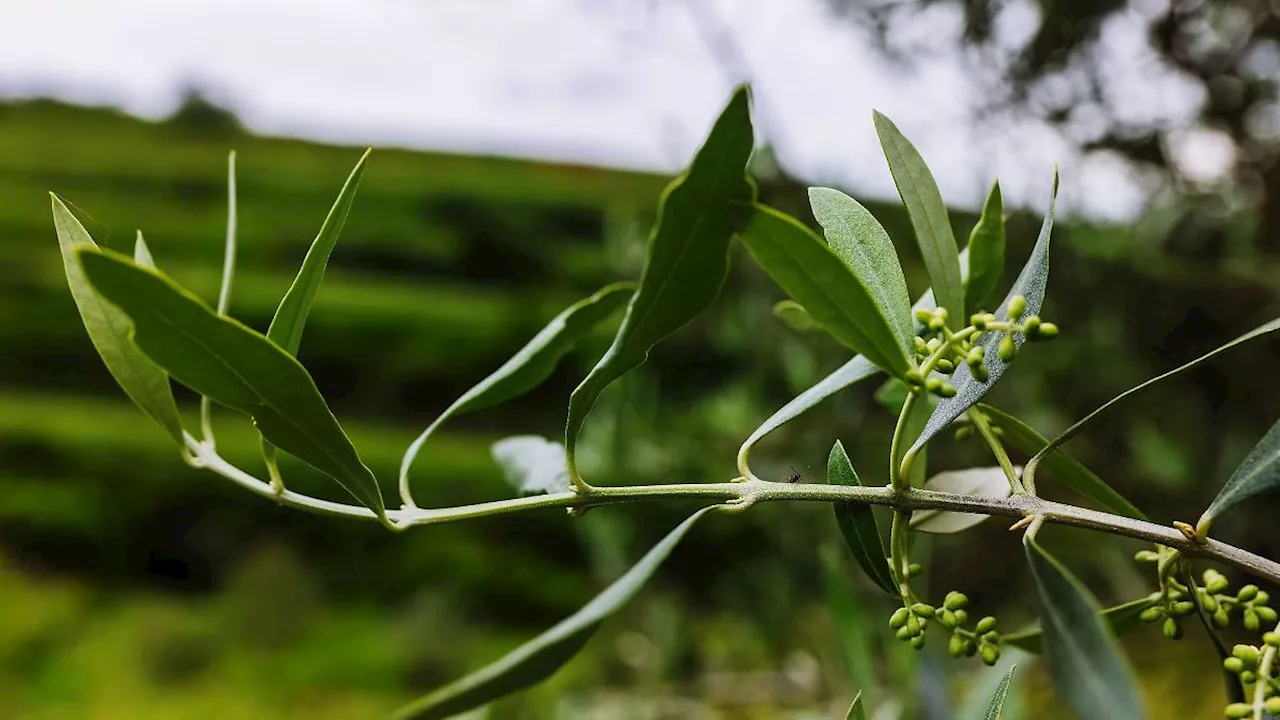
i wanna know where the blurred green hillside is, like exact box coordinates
[2,97,1279,718]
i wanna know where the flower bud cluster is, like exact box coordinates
[1222,636,1280,718]
[888,590,1002,665]
[907,295,1058,399]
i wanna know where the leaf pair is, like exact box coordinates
[845,665,1018,720]
[393,507,714,719]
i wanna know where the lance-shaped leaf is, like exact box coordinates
[401,284,632,497]
[1000,596,1156,653]
[267,148,370,354]
[735,249,971,478]
[845,691,867,720]
[874,111,964,318]
[982,665,1017,720]
[76,249,385,520]
[978,405,1145,520]
[829,441,896,595]
[809,187,914,362]
[564,86,755,480]
[1024,530,1144,720]
[910,466,1014,534]
[1201,414,1280,527]
[392,507,714,719]
[737,205,911,374]
[52,196,184,446]
[907,172,1058,457]
[966,181,1004,314]
[1023,316,1280,495]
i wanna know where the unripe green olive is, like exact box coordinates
[912,603,936,618]
[982,631,1000,644]
[1036,322,1059,338]
[1225,703,1252,718]
[1008,295,1027,320]
[938,609,958,630]
[954,609,969,626]
[1172,601,1197,617]
[1256,605,1277,624]
[936,358,955,374]
[1255,590,1270,605]
[1139,606,1165,624]
[1163,617,1183,640]
[1203,595,1219,612]
[975,616,997,633]
[1223,657,1245,674]
[998,334,1016,362]
[948,634,965,658]
[1239,584,1260,602]
[980,644,999,666]
[890,608,910,629]
[944,591,969,611]
[1232,644,1259,667]
[1245,608,1260,632]
[1214,609,1230,628]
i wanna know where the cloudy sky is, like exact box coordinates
[0,0,1217,220]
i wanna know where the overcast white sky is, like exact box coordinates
[0,0,1219,221]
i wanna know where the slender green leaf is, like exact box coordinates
[957,651,1028,720]
[982,665,1017,720]
[829,441,896,595]
[1024,316,1280,494]
[978,405,1145,520]
[564,86,755,480]
[491,436,571,495]
[393,507,714,719]
[737,204,909,374]
[845,691,867,720]
[773,300,819,332]
[267,148,370,354]
[1202,414,1280,526]
[133,231,156,268]
[77,249,385,519]
[908,173,1058,456]
[1023,531,1144,720]
[809,186,914,362]
[735,250,971,477]
[910,467,1013,534]
[401,284,632,494]
[52,196,184,446]
[1001,597,1156,654]
[966,181,1004,314]
[216,151,237,316]
[874,111,964,317]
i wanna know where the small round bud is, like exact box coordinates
[1214,609,1230,628]
[982,631,1000,644]
[905,368,924,386]
[1134,550,1160,563]
[1223,657,1245,674]
[963,638,978,657]
[890,608,910,629]
[911,603,936,619]
[954,609,969,626]
[971,313,988,330]
[938,609,958,630]
[1256,606,1277,624]
[925,377,942,392]
[1172,601,1197,617]
[915,308,934,324]
[1203,595,1219,612]
[980,644,999,666]
[966,347,984,365]
[948,634,965,658]
[1163,617,1183,640]
[896,624,915,640]
[937,382,957,398]
[926,337,941,353]
[972,363,990,382]
[1204,570,1229,594]
[944,591,969,611]
[1264,632,1280,648]
[1139,606,1166,624]
[907,563,923,578]
[928,317,946,332]
[1022,315,1041,337]
[1255,590,1270,605]
[1241,670,1257,685]
[935,308,948,323]
[906,616,921,636]
[954,425,974,441]
[936,358,955,374]
[910,633,927,650]
[1037,322,1059,339]
[1232,644,1259,667]
[1245,609,1260,632]
[1239,584,1259,602]
[914,336,929,354]
[1008,295,1027,320]
[1225,703,1253,719]
[976,616,998,634]
[1265,697,1280,715]
[998,334,1016,362]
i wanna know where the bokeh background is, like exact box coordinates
[3,1,1280,718]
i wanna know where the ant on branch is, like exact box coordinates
[783,465,809,483]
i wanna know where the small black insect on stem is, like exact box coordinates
[784,465,805,483]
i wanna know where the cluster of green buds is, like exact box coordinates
[905,295,1058,400]
[888,590,1002,665]
[1222,636,1280,718]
